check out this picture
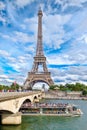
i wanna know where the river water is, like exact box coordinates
[0,99,87,130]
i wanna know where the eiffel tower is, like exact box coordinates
[24,8,54,89]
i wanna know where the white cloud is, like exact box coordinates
[0,33,10,39]
[0,16,6,24]
[20,24,26,30]
[47,55,72,65]
[24,45,35,54]
[43,13,72,49]
[0,31,34,44]
[0,50,10,57]
[78,34,87,44]
[50,66,87,85]
[24,13,72,50]
[0,76,14,85]
[0,75,8,79]
[55,0,87,12]
[15,0,35,8]
[84,36,87,43]
[7,54,33,73]
[0,67,4,73]
[43,13,72,31]
[13,31,34,43]
[7,57,17,63]
[55,0,87,7]
[0,1,5,10]
[0,75,13,85]
[24,17,37,33]
[67,40,87,64]
[47,36,87,65]
[68,0,87,6]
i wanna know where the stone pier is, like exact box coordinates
[1,112,21,125]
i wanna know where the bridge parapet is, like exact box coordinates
[0,91,41,102]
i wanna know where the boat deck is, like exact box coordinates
[21,103,69,109]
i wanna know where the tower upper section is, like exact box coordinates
[36,8,44,56]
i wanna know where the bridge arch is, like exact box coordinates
[17,94,41,113]
[17,97,33,113]
[34,96,38,99]
[0,110,13,114]
[21,99,31,104]
[19,99,31,112]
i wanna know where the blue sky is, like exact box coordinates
[0,0,87,86]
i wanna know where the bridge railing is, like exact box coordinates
[0,91,42,102]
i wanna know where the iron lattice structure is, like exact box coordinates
[24,8,54,89]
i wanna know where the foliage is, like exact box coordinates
[10,82,20,90]
[82,89,87,96]
[49,82,87,96]
[0,82,20,91]
[50,85,60,90]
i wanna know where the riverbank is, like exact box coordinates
[44,96,87,100]
[43,90,87,100]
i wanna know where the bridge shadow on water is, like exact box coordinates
[0,115,1,125]
[0,125,22,130]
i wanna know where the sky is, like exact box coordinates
[0,0,87,87]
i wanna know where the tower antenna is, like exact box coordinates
[38,0,43,11]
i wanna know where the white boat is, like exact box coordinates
[19,103,83,116]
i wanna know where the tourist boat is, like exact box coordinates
[19,103,83,116]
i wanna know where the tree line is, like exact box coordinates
[50,82,87,96]
[0,82,87,96]
[0,82,21,92]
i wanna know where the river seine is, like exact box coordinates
[0,99,87,130]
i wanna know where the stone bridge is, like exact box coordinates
[0,91,43,125]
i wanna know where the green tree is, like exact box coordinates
[50,84,60,90]
[10,82,20,90]
[82,89,87,96]
[0,85,4,90]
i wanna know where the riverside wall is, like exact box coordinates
[44,90,87,100]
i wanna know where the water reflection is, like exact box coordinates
[0,125,22,130]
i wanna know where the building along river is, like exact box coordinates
[0,99,87,130]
